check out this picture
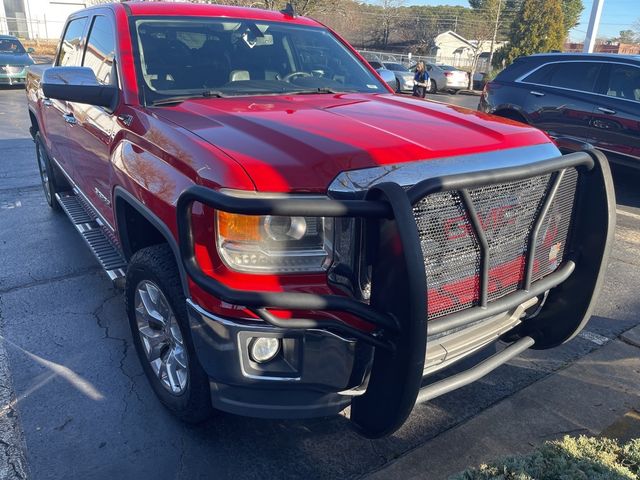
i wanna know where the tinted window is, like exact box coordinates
[606,64,640,102]
[524,61,601,92]
[369,61,382,69]
[83,16,116,85]
[134,18,385,102]
[384,62,408,71]
[57,17,87,66]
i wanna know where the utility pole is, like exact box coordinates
[583,0,605,53]
[487,0,502,69]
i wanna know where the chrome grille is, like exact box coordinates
[413,168,579,319]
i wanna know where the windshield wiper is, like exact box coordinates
[150,90,226,106]
[286,87,346,95]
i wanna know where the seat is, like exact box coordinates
[229,70,250,82]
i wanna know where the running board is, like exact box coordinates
[55,192,127,287]
[415,336,535,404]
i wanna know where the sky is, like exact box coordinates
[400,0,638,42]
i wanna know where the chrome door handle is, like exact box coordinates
[529,90,545,97]
[63,113,77,125]
[597,107,616,115]
[43,98,52,107]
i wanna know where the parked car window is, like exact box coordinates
[57,17,88,67]
[0,38,25,54]
[82,15,116,85]
[368,61,383,69]
[523,61,600,92]
[384,62,408,72]
[605,64,640,102]
[134,18,385,102]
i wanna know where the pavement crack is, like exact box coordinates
[91,293,144,415]
[0,267,101,295]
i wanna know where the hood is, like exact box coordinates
[0,52,33,66]
[154,93,552,193]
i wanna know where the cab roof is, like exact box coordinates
[118,2,321,27]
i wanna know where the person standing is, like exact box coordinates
[412,61,429,98]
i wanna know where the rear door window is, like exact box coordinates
[605,64,640,102]
[523,61,601,93]
[57,17,88,66]
[82,15,117,85]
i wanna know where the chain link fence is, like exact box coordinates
[358,49,492,73]
[0,15,67,42]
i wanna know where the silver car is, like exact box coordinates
[382,61,415,93]
[425,63,469,94]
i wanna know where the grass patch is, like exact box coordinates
[451,436,640,480]
[21,39,58,57]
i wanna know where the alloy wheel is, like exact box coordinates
[36,143,51,204]
[134,280,189,395]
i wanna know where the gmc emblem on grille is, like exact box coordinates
[444,205,516,240]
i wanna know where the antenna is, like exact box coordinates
[280,3,295,17]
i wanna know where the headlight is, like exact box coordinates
[216,210,333,273]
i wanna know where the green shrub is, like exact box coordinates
[451,436,640,480]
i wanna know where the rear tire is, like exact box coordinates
[35,132,62,211]
[125,244,213,423]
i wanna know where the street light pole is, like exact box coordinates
[583,0,605,53]
[487,0,503,69]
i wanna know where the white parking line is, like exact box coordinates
[578,330,610,346]
[616,208,640,221]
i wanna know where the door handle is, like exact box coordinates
[529,90,545,97]
[43,98,52,107]
[63,113,77,125]
[597,107,616,115]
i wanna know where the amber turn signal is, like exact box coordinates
[216,211,261,242]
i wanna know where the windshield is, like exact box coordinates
[134,17,385,103]
[0,38,26,54]
[384,62,408,72]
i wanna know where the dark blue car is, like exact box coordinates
[479,53,640,168]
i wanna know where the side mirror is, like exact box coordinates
[42,66,118,109]
[27,47,35,54]
[376,68,396,88]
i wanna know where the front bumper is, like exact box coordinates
[187,299,373,418]
[178,147,615,437]
[0,66,27,84]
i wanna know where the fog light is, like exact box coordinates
[249,337,281,363]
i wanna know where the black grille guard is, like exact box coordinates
[176,147,615,438]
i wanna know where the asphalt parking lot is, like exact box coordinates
[1,85,639,480]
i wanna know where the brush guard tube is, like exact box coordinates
[176,149,614,438]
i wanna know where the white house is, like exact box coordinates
[0,0,87,40]
[433,30,507,70]
[433,30,475,65]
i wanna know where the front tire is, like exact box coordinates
[125,244,213,423]
[35,132,62,211]
[428,80,437,94]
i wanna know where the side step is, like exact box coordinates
[56,192,127,287]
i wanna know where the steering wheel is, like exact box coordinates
[282,71,313,82]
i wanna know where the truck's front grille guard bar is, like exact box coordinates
[176,152,595,351]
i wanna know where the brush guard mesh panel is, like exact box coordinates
[413,168,579,319]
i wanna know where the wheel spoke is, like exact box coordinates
[133,279,189,396]
[173,345,188,369]
[165,351,182,393]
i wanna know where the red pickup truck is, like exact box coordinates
[26,2,615,437]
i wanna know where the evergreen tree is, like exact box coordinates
[498,0,565,66]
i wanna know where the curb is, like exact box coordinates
[365,325,640,480]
